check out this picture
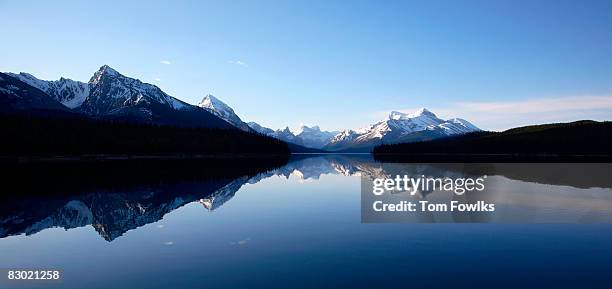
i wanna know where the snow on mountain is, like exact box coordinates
[295,125,339,149]
[8,72,89,108]
[73,65,232,128]
[198,94,250,131]
[81,65,190,115]
[3,66,480,150]
[324,108,480,151]
[247,121,275,135]
[327,129,358,148]
[272,127,304,146]
[438,118,481,134]
[0,72,69,112]
[246,122,338,149]
[3,65,244,129]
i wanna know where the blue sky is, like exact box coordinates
[2,0,612,131]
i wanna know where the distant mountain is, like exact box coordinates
[248,121,275,135]
[272,127,305,146]
[0,72,69,113]
[195,94,335,149]
[198,94,251,131]
[294,125,339,149]
[324,108,480,152]
[373,120,612,161]
[247,122,338,149]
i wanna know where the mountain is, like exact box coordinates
[248,122,302,145]
[195,95,333,149]
[5,65,235,129]
[2,67,291,156]
[247,122,338,149]
[324,108,480,152]
[80,65,234,128]
[7,72,89,108]
[0,72,69,113]
[83,65,188,114]
[198,94,251,131]
[3,66,480,153]
[272,127,305,146]
[373,120,612,161]
[294,125,339,149]
[248,121,275,135]
[196,95,334,148]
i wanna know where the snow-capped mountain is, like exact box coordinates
[294,125,339,149]
[3,66,481,151]
[324,108,480,152]
[247,121,275,135]
[198,94,250,131]
[196,94,334,147]
[7,72,89,108]
[4,65,235,129]
[272,127,305,146]
[0,72,69,112]
[249,109,477,151]
[246,122,338,149]
[82,65,187,115]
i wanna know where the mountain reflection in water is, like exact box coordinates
[1,155,612,241]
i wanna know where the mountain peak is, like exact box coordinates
[198,94,234,113]
[90,65,120,84]
[197,94,252,131]
[98,65,119,76]
[199,93,220,106]
[295,124,321,135]
[389,108,436,120]
[408,107,435,118]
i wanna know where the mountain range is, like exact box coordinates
[323,109,480,152]
[373,120,612,161]
[5,66,233,129]
[2,65,481,152]
[198,96,480,151]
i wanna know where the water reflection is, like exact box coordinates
[1,155,612,240]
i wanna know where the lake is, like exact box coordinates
[1,155,612,288]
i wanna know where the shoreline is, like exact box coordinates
[373,153,612,162]
[0,153,290,164]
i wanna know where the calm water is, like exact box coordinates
[1,156,612,288]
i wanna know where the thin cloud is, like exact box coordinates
[154,78,161,82]
[160,60,172,65]
[383,95,612,131]
[227,60,248,67]
[456,96,612,114]
[229,237,251,245]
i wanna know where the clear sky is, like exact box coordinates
[2,0,612,131]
